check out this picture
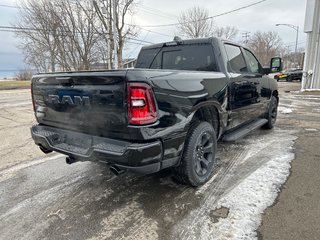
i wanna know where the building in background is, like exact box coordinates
[302,0,320,90]
[123,59,136,69]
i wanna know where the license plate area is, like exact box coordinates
[65,135,92,149]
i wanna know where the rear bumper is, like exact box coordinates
[31,125,165,174]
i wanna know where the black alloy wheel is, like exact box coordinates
[174,121,217,186]
[263,96,278,129]
[194,131,214,177]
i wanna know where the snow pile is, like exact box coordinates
[208,147,294,239]
[173,129,296,240]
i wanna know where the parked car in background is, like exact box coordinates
[274,71,288,81]
[274,68,303,82]
[286,68,303,81]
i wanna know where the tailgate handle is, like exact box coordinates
[56,77,74,87]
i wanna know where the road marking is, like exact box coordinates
[0,89,29,94]
[0,154,64,182]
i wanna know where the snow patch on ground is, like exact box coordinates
[305,128,318,132]
[173,130,296,240]
[208,147,294,239]
[278,107,293,114]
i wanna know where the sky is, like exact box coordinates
[0,0,308,78]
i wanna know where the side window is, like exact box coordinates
[224,44,248,73]
[244,49,261,74]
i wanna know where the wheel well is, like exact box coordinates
[192,106,219,137]
[272,90,279,102]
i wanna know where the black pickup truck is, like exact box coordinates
[31,37,280,186]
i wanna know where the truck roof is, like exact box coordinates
[141,37,244,50]
[141,37,217,50]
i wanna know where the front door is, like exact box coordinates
[224,44,264,129]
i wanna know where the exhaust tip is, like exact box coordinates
[109,166,126,176]
[39,145,52,154]
[66,156,77,165]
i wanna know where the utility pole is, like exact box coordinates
[242,31,250,45]
[92,0,112,69]
[112,0,118,69]
[285,45,290,52]
[101,0,112,70]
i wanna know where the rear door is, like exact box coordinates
[224,44,263,129]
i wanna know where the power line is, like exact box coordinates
[136,7,176,20]
[0,25,154,44]
[284,41,306,48]
[0,4,171,38]
[125,31,150,58]
[0,29,16,33]
[0,4,21,9]
[0,25,38,32]
[126,41,146,46]
[1,1,266,42]
[126,37,154,44]
[131,0,268,28]
[138,27,172,38]
[284,40,306,46]
[138,5,177,19]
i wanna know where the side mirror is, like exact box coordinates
[263,67,271,75]
[270,57,282,73]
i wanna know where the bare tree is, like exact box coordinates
[248,31,283,66]
[15,0,60,72]
[177,6,214,38]
[177,6,238,40]
[15,68,34,81]
[54,0,102,71]
[15,0,137,72]
[214,26,238,40]
[21,40,51,72]
[280,47,305,69]
[97,0,138,68]
[15,0,104,72]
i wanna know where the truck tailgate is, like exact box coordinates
[32,71,128,139]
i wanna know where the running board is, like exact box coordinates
[222,119,268,142]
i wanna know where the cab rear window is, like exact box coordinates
[136,44,218,72]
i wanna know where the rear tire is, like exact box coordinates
[174,121,217,187]
[263,96,278,129]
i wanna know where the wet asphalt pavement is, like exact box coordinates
[0,84,316,239]
[0,129,288,240]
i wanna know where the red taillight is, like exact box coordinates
[127,83,157,125]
